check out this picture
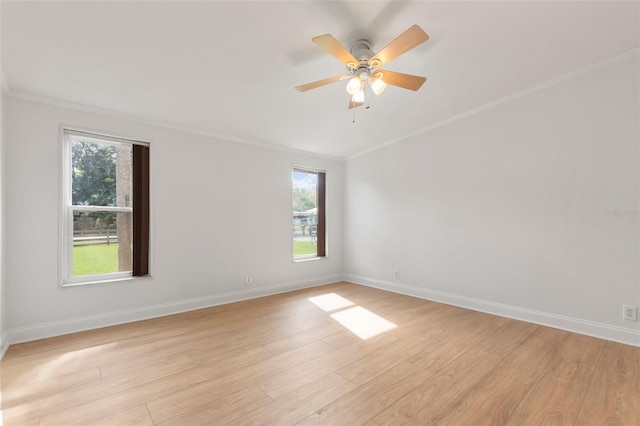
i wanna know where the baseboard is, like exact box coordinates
[8,274,343,344]
[344,274,640,348]
[0,331,9,361]
[10,274,638,348]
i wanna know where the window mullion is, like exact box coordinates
[71,205,133,213]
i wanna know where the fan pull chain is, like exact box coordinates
[352,109,356,125]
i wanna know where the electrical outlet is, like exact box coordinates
[394,270,400,279]
[623,305,637,321]
[246,275,253,285]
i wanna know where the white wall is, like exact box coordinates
[4,97,343,342]
[3,52,639,347]
[0,3,4,360]
[344,52,640,346]
[0,79,7,356]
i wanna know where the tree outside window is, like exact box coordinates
[62,129,149,285]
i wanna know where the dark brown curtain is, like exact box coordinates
[132,144,150,276]
[317,171,326,257]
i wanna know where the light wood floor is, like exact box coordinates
[1,282,639,425]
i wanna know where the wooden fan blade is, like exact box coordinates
[295,74,347,92]
[312,34,359,66]
[369,25,429,67]
[378,70,426,91]
[348,96,364,109]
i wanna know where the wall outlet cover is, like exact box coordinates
[623,305,637,321]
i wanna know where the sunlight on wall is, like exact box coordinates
[307,293,397,340]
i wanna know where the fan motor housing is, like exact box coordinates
[348,39,376,75]
[350,39,374,61]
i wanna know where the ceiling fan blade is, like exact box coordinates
[295,74,348,92]
[379,70,426,91]
[369,25,429,67]
[348,96,364,109]
[312,34,359,66]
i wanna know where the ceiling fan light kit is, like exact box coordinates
[370,73,386,95]
[346,75,364,95]
[295,25,429,109]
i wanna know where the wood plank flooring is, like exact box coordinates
[1,282,639,425]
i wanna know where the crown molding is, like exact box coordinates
[5,89,343,162]
[346,47,640,161]
[5,46,638,163]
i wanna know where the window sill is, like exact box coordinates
[293,256,326,263]
[61,275,152,288]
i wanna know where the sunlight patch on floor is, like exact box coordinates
[23,343,116,385]
[307,293,354,312]
[330,306,397,340]
[308,293,397,340]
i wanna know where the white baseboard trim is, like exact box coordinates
[0,331,9,361]
[8,274,343,344]
[345,274,640,348]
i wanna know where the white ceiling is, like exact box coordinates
[2,1,639,159]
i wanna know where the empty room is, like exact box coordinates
[0,1,639,425]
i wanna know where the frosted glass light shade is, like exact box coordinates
[371,77,386,95]
[346,76,362,95]
[352,89,365,103]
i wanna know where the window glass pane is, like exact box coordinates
[293,170,318,258]
[71,139,132,207]
[73,210,133,276]
[63,130,149,285]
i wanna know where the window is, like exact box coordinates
[292,167,326,260]
[61,128,149,285]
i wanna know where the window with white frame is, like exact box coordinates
[61,128,149,285]
[292,167,326,260]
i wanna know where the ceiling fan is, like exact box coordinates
[295,25,429,109]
